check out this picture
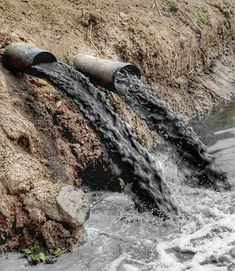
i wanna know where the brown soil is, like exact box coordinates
[0,0,234,251]
[1,0,235,117]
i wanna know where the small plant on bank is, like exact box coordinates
[51,247,66,257]
[22,243,66,265]
[23,243,46,265]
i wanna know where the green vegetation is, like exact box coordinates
[22,243,66,265]
[51,247,66,257]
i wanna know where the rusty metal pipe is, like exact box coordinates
[73,55,141,89]
[3,42,57,71]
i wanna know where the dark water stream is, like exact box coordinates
[32,62,179,216]
[114,72,229,190]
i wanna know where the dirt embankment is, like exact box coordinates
[0,0,234,251]
[0,67,92,249]
[1,0,235,117]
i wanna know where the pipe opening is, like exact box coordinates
[118,64,141,78]
[2,43,57,72]
[32,52,57,66]
[73,55,141,90]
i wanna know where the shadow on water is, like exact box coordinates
[193,100,235,180]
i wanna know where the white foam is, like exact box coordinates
[157,214,235,271]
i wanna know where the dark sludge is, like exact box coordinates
[114,71,230,191]
[29,61,178,217]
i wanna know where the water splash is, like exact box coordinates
[30,62,178,216]
[114,71,230,190]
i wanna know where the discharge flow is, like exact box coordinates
[114,71,230,190]
[32,62,178,217]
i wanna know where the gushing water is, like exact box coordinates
[114,71,230,190]
[31,62,177,216]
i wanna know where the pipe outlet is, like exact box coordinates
[3,42,57,71]
[73,55,141,89]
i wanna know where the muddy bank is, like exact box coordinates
[0,67,92,250]
[0,37,102,249]
[0,0,234,253]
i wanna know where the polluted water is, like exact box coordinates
[31,61,179,216]
[114,71,230,191]
[1,62,234,271]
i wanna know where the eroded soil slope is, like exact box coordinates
[0,0,234,251]
[0,0,234,117]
